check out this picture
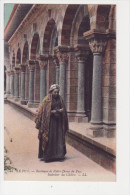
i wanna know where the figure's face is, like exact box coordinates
[52,89,59,98]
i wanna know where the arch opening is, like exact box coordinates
[43,19,57,54]
[16,48,21,65]
[22,41,29,64]
[30,33,40,60]
[12,52,15,68]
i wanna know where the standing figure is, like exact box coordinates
[35,84,68,162]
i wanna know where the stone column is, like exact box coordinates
[10,70,14,98]
[6,71,11,96]
[89,39,106,125]
[20,64,26,105]
[25,64,29,103]
[54,46,68,102]
[38,55,48,103]
[74,45,89,122]
[84,31,107,137]
[52,55,60,85]
[19,70,21,99]
[34,60,40,107]
[28,60,35,107]
[14,67,20,101]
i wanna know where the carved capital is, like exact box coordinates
[37,55,48,69]
[54,46,69,63]
[6,70,11,76]
[49,54,59,67]
[20,64,26,72]
[53,57,59,67]
[14,66,20,74]
[89,39,107,53]
[28,60,35,71]
[74,44,90,61]
[34,60,40,69]
[84,30,107,53]
[76,56,87,62]
[10,70,14,76]
[28,65,35,71]
[56,52,69,63]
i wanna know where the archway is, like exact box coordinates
[43,19,58,54]
[12,52,15,68]
[22,41,29,64]
[43,19,58,92]
[61,4,79,46]
[30,33,40,104]
[30,33,40,59]
[16,48,21,65]
[76,12,92,121]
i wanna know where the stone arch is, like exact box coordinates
[12,51,15,68]
[96,5,111,31]
[43,19,57,54]
[43,19,57,92]
[16,48,21,65]
[73,6,92,120]
[66,5,93,121]
[61,4,79,46]
[109,5,116,31]
[50,24,58,54]
[70,5,90,45]
[30,33,40,59]
[88,5,111,31]
[77,16,90,44]
[22,41,29,64]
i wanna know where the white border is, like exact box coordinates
[0,0,130,195]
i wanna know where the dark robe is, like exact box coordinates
[35,94,68,162]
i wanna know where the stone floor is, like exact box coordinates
[4,104,116,181]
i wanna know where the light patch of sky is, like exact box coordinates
[4,4,14,28]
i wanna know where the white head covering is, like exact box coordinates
[49,84,60,93]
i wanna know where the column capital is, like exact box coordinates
[89,39,107,54]
[50,54,59,67]
[36,55,48,69]
[14,66,20,74]
[20,64,26,72]
[28,60,35,71]
[10,70,14,75]
[34,60,40,69]
[54,45,69,63]
[74,44,90,61]
[84,30,107,53]
[6,70,11,76]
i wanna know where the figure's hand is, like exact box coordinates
[58,108,63,113]
[51,110,57,113]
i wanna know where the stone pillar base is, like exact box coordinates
[5,94,10,98]
[14,98,20,102]
[27,102,39,108]
[21,100,27,105]
[103,124,116,138]
[87,124,103,137]
[75,112,88,123]
[8,96,14,99]
[75,116,88,123]
[68,113,76,122]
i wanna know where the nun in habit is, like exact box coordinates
[35,84,68,162]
